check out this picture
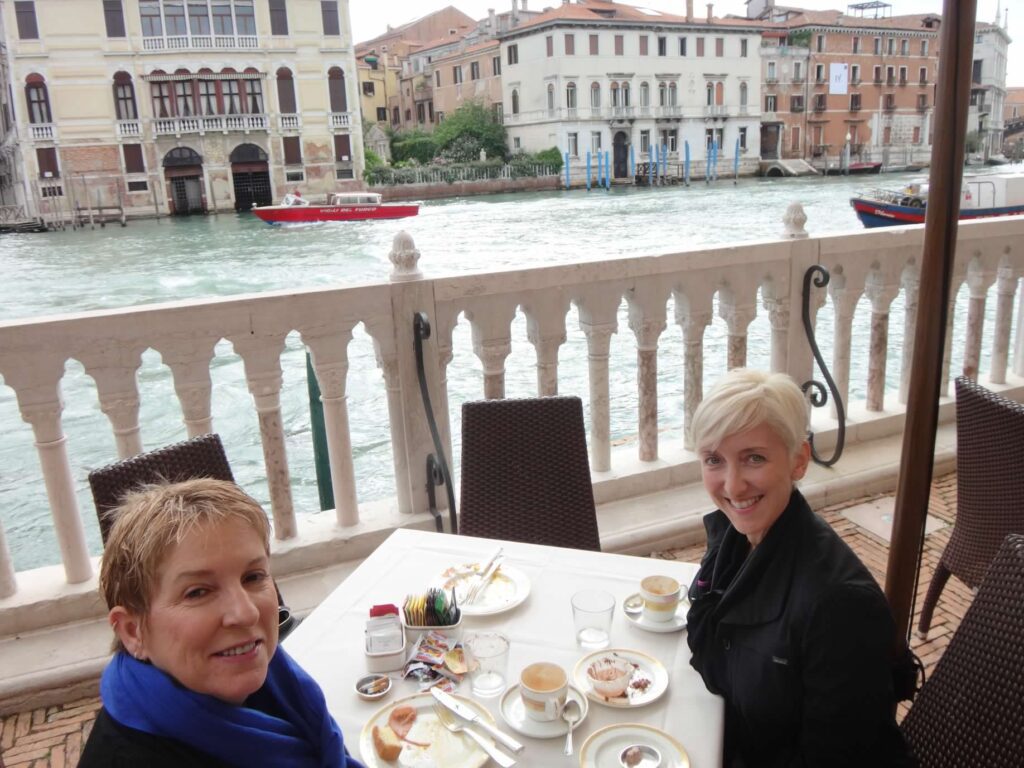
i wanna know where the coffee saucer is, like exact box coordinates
[623,593,688,633]
[498,683,589,739]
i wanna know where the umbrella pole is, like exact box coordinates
[884,0,977,642]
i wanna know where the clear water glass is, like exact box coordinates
[464,632,511,697]
[571,589,615,649]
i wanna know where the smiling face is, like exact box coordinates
[700,423,811,548]
[110,517,279,704]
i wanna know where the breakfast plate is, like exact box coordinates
[622,593,689,633]
[439,561,531,616]
[359,691,494,768]
[578,722,690,768]
[498,683,589,739]
[573,649,669,708]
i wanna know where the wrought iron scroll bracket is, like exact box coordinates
[414,312,458,533]
[801,265,846,467]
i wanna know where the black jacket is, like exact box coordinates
[78,708,234,768]
[686,489,913,768]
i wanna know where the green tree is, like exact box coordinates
[364,148,385,171]
[432,100,508,161]
[391,129,437,164]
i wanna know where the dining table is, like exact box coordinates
[284,528,724,767]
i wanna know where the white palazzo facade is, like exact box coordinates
[498,2,764,180]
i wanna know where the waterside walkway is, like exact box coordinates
[0,472,968,767]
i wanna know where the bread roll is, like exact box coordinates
[372,724,403,761]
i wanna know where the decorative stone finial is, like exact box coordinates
[782,202,808,239]
[389,230,422,282]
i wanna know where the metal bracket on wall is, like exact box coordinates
[801,264,846,467]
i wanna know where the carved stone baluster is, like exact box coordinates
[305,329,359,527]
[899,269,920,404]
[524,294,570,397]
[719,301,756,371]
[763,299,790,373]
[940,294,958,396]
[962,258,994,381]
[1016,277,1024,378]
[991,265,1016,385]
[374,349,412,515]
[80,347,145,459]
[14,375,92,583]
[230,334,296,540]
[829,280,861,421]
[0,522,16,598]
[159,338,218,437]
[627,293,667,463]
[864,278,899,412]
[678,308,711,451]
[465,304,516,400]
[578,290,620,472]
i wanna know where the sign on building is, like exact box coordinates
[829,63,848,95]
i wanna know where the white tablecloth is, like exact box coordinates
[285,529,724,767]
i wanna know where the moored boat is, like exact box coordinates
[850,172,1024,228]
[824,161,883,176]
[252,191,418,225]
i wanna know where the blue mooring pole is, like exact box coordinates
[629,144,635,179]
[649,145,656,186]
[605,151,611,189]
[684,141,691,186]
[564,151,570,189]
[733,138,740,185]
[661,144,668,181]
[306,351,334,511]
[586,151,592,191]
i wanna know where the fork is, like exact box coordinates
[432,702,517,767]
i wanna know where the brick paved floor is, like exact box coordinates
[1,473,966,767]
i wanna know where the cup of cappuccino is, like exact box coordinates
[519,662,568,722]
[640,575,681,623]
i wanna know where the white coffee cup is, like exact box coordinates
[640,575,681,623]
[519,662,568,722]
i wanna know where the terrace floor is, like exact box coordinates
[0,472,967,767]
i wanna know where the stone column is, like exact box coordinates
[940,296,957,397]
[719,303,756,371]
[160,338,218,437]
[231,334,296,540]
[580,321,616,472]
[962,264,992,381]
[0,522,16,598]
[524,294,569,397]
[829,286,860,420]
[1016,277,1024,378]
[990,266,1016,385]
[628,301,666,463]
[763,299,790,373]
[80,349,144,459]
[865,280,899,412]
[679,311,711,450]
[305,329,359,527]
[466,304,516,400]
[375,350,412,515]
[899,270,920,404]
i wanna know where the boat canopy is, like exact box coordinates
[328,192,382,206]
[280,193,310,207]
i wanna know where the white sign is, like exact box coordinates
[829,63,849,95]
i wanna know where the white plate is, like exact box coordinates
[439,561,531,616]
[578,722,690,768]
[359,691,494,768]
[498,683,589,739]
[573,649,669,708]
[622,593,689,633]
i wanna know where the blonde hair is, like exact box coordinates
[100,478,271,651]
[690,368,809,456]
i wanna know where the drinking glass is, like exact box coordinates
[571,589,615,649]
[464,632,511,697]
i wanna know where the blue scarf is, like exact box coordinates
[101,647,364,768]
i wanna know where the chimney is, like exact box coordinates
[686,0,693,22]
[488,8,496,30]
[707,3,713,22]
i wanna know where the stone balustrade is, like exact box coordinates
[0,213,1022,621]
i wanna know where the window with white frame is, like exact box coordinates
[640,129,650,152]
[590,82,600,108]
[739,126,747,149]
[660,128,677,151]
[567,131,578,156]
[566,82,577,108]
[591,131,602,152]
[640,82,649,106]
[547,83,555,110]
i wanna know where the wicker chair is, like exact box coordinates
[917,377,1024,637]
[901,534,1024,767]
[458,396,601,551]
[88,433,297,638]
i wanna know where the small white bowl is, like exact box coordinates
[586,657,634,698]
[355,674,392,701]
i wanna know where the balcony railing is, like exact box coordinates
[884,101,896,112]
[791,104,805,113]
[329,112,353,129]
[611,106,635,118]
[28,123,55,141]
[658,105,683,118]
[153,114,268,135]
[917,102,929,112]
[813,101,826,112]
[141,34,259,51]
[117,120,141,138]
[703,105,727,117]
[278,113,301,132]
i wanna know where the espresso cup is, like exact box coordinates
[640,574,681,623]
[519,662,568,722]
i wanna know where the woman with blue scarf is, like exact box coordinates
[79,479,364,768]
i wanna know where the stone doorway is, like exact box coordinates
[613,131,629,178]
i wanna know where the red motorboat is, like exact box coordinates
[252,191,418,225]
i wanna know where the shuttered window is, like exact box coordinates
[282,136,302,165]
[15,2,39,39]
[123,143,145,174]
[104,1,126,37]
[36,146,58,177]
[269,0,288,35]
[334,134,351,161]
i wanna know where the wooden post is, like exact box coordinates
[117,184,126,226]
[884,0,977,643]
[151,177,161,221]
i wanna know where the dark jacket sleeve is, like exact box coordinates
[789,583,900,768]
[78,708,234,768]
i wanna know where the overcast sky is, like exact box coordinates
[350,0,1021,86]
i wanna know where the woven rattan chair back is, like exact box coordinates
[459,396,601,551]
[902,533,1024,767]
[88,433,235,544]
[917,377,1024,637]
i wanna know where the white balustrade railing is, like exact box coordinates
[116,119,141,138]
[153,114,268,135]
[0,215,1023,602]
[329,112,352,129]
[141,34,260,51]
[28,123,55,141]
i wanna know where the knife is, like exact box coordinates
[430,687,525,754]
[466,556,504,605]
[466,546,503,604]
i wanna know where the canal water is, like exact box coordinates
[0,172,1002,570]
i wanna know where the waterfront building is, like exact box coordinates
[357,50,402,134]
[0,0,363,221]
[750,2,941,169]
[968,20,1011,160]
[431,40,504,126]
[499,0,764,179]
[1004,86,1024,122]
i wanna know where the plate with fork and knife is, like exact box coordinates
[439,549,531,617]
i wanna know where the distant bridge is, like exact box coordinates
[1005,116,1024,137]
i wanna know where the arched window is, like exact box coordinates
[328,66,347,112]
[243,67,263,113]
[668,82,677,107]
[276,67,297,113]
[25,74,51,124]
[739,81,748,107]
[609,82,618,107]
[392,106,400,124]
[715,81,724,106]
[621,82,630,107]
[658,82,667,107]
[174,68,196,116]
[196,67,219,115]
[565,81,577,109]
[591,82,601,108]
[640,82,650,107]
[547,83,555,110]
[511,88,519,114]
[112,71,137,120]
[706,83,714,106]
[220,68,241,115]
